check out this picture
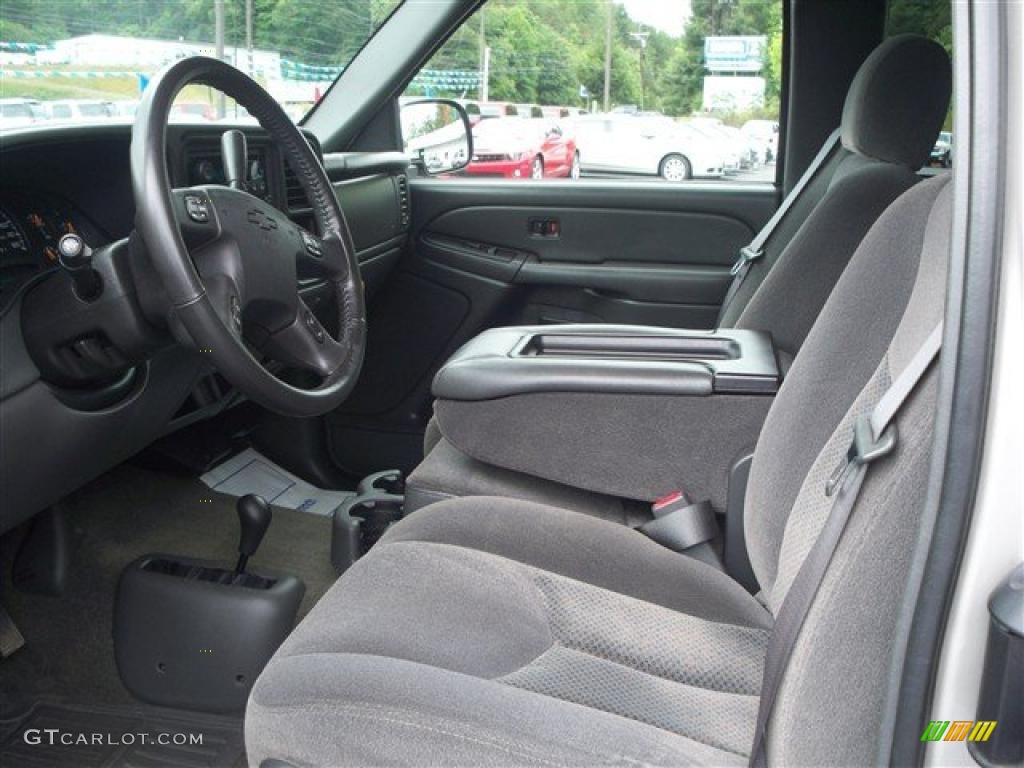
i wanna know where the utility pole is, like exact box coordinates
[245,0,253,78]
[214,0,226,118]
[478,7,486,99]
[603,0,612,112]
[630,28,649,111]
[482,46,491,102]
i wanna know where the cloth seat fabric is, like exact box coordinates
[248,499,771,767]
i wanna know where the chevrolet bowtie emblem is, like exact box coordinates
[246,209,278,231]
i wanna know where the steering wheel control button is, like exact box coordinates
[230,295,242,330]
[305,310,325,343]
[302,231,323,257]
[185,195,210,223]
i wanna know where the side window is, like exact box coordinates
[886,0,953,168]
[403,0,782,183]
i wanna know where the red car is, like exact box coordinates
[467,118,580,179]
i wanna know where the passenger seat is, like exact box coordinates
[407,34,951,523]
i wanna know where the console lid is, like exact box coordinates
[433,324,780,401]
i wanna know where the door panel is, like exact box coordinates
[327,177,778,477]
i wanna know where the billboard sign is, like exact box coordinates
[704,36,766,73]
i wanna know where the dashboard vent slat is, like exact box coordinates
[283,164,309,212]
[283,132,322,214]
[396,175,410,227]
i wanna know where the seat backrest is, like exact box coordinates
[721,35,951,364]
[744,172,953,764]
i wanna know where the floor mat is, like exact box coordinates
[0,700,244,767]
[0,463,338,720]
[201,447,353,516]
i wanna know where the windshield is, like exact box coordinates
[0,0,403,130]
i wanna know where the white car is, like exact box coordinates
[688,117,750,172]
[46,100,118,122]
[0,98,46,130]
[574,114,724,181]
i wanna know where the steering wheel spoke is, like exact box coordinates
[259,299,348,379]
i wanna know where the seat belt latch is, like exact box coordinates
[640,495,718,553]
[730,245,764,276]
[652,489,689,516]
[825,414,897,497]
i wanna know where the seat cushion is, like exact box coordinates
[407,437,653,526]
[247,499,771,767]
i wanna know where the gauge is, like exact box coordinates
[249,157,268,198]
[0,207,30,261]
[195,158,221,184]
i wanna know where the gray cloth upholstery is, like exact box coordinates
[407,437,651,525]
[743,175,951,594]
[734,157,919,359]
[423,415,442,456]
[840,35,952,169]
[247,515,770,768]
[433,391,772,513]
[249,171,953,767]
[409,37,950,520]
[381,498,769,625]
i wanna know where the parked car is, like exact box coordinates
[741,119,780,163]
[0,98,46,129]
[688,117,749,172]
[169,101,217,122]
[46,99,118,121]
[112,100,139,118]
[930,131,953,167]
[467,118,579,179]
[574,114,724,180]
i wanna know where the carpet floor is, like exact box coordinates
[0,461,339,765]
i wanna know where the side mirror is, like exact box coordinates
[400,99,473,175]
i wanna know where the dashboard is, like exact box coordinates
[0,120,412,535]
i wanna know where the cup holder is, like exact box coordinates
[356,469,406,497]
[331,492,404,574]
[349,495,404,549]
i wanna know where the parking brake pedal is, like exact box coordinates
[0,604,26,658]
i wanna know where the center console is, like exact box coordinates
[424,324,781,514]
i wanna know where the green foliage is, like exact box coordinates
[3,0,784,121]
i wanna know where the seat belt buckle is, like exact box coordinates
[640,498,718,553]
[730,245,763,276]
[652,489,691,517]
[825,414,898,497]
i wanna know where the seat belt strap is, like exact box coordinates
[718,129,842,325]
[639,499,717,552]
[749,322,943,768]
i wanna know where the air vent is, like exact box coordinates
[396,174,410,227]
[283,163,309,212]
[282,131,322,214]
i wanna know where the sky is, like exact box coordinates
[618,0,692,38]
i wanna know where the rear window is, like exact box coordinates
[886,0,953,166]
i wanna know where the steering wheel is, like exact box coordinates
[130,57,365,418]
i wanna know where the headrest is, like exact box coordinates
[841,34,951,168]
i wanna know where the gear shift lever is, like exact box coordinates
[235,494,271,574]
[221,129,248,190]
